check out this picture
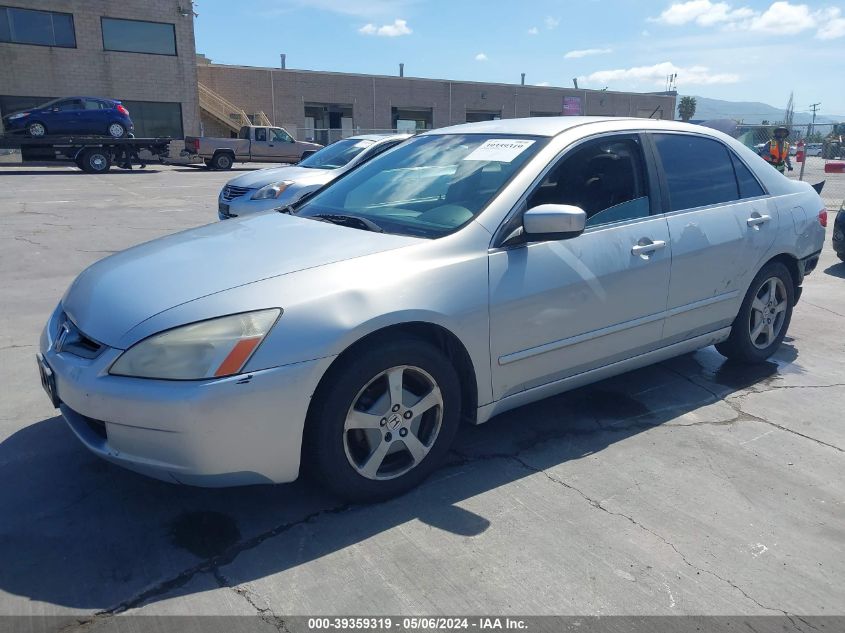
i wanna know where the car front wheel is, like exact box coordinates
[716,262,794,363]
[27,121,47,137]
[306,337,462,501]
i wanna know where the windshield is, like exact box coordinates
[296,134,546,237]
[299,138,376,170]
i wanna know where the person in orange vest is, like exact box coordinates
[759,126,793,173]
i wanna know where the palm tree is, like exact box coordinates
[678,96,697,122]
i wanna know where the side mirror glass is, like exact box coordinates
[523,204,586,241]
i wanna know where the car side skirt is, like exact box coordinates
[474,327,732,425]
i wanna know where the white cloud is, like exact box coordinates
[650,1,845,39]
[537,81,551,86]
[578,61,740,87]
[475,52,488,61]
[748,1,814,33]
[641,29,651,36]
[651,0,753,26]
[564,47,613,59]
[358,18,412,36]
[527,26,539,35]
[544,16,560,29]
[816,7,845,39]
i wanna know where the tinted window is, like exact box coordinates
[731,153,765,198]
[55,99,82,111]
[83,99,105,110]
[1,6,75,47]
[254,128,267,142]
[299,138,375,170]
[527,136,651,227]
[101,18,176,55]
[653,134,738,211]
[121,101,182,137]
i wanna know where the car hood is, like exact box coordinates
[225,165,335,190]
[62,213,423,348]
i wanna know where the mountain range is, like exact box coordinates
[684,96,844,125]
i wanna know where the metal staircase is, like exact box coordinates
[198,83,272,132]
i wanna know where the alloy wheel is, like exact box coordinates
[108,123,125,138]
[343,365,444,480]
[748,276,788,349]
[29,123,45,137]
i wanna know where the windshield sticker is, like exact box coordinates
[463,139,535,163]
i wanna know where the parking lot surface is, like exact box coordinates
[1,165,843,626]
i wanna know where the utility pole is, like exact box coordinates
[808,102,820,138]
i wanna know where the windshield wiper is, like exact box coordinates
[310,213,385,233]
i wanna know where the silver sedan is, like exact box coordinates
[38,117,825,501]
[217,133,411,220]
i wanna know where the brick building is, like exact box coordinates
[0,0,200,137]
[197,60,677,144]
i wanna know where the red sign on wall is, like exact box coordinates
[563,96,583,116]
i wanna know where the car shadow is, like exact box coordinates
[823,262,845,278]
[0,345,798,612]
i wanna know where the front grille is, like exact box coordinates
[221,185,251,201]
[55,313,105,359]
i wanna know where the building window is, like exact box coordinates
[0,6,75,47]
[392,107,432,133]
[120,101,183,138]
[101,17,176,56]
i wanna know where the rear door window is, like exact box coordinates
[254,128,267,142]
[730,153,766,198]
[652,134,739,211]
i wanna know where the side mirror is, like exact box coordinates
[523,204,586,241]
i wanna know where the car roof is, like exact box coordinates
[424,116,717,138]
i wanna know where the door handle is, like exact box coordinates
[747,214,771,227]
[631,240,667,256]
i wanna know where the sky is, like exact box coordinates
[193,0,845,117]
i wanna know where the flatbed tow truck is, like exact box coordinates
[0,134,172,173]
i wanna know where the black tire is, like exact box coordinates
[27,121,47,137]
[79,148,111,174]
[838,252,845,263]
[107,122,127,138]
[211,152,234,170]
[305,337,462,502]
[716,262,794,363]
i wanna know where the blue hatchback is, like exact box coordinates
[2,97,134,138]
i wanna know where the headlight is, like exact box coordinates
[8,112,30,120]
[110,309,281,380]
[251,181,294,200]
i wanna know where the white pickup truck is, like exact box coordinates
[183,125,323,170]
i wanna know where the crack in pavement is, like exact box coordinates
[213,568,290,632]
[664,366,844,452]
[803,301,845,319]
[450,447,812,625]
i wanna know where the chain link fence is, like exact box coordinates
[729,123,844,211]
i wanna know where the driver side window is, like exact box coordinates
[527,135,651,228]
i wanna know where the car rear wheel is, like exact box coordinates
[306,337,462,501]
[211,152,233,170]
[108,123,127,138]
[27,121,46,137]
[79,148,111,174]
[716,262,794,363]
[838,253,845,263]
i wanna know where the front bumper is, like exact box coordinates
[218,193,279,220]
[39,310,335,486]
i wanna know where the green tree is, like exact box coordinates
[678,96,697,122]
